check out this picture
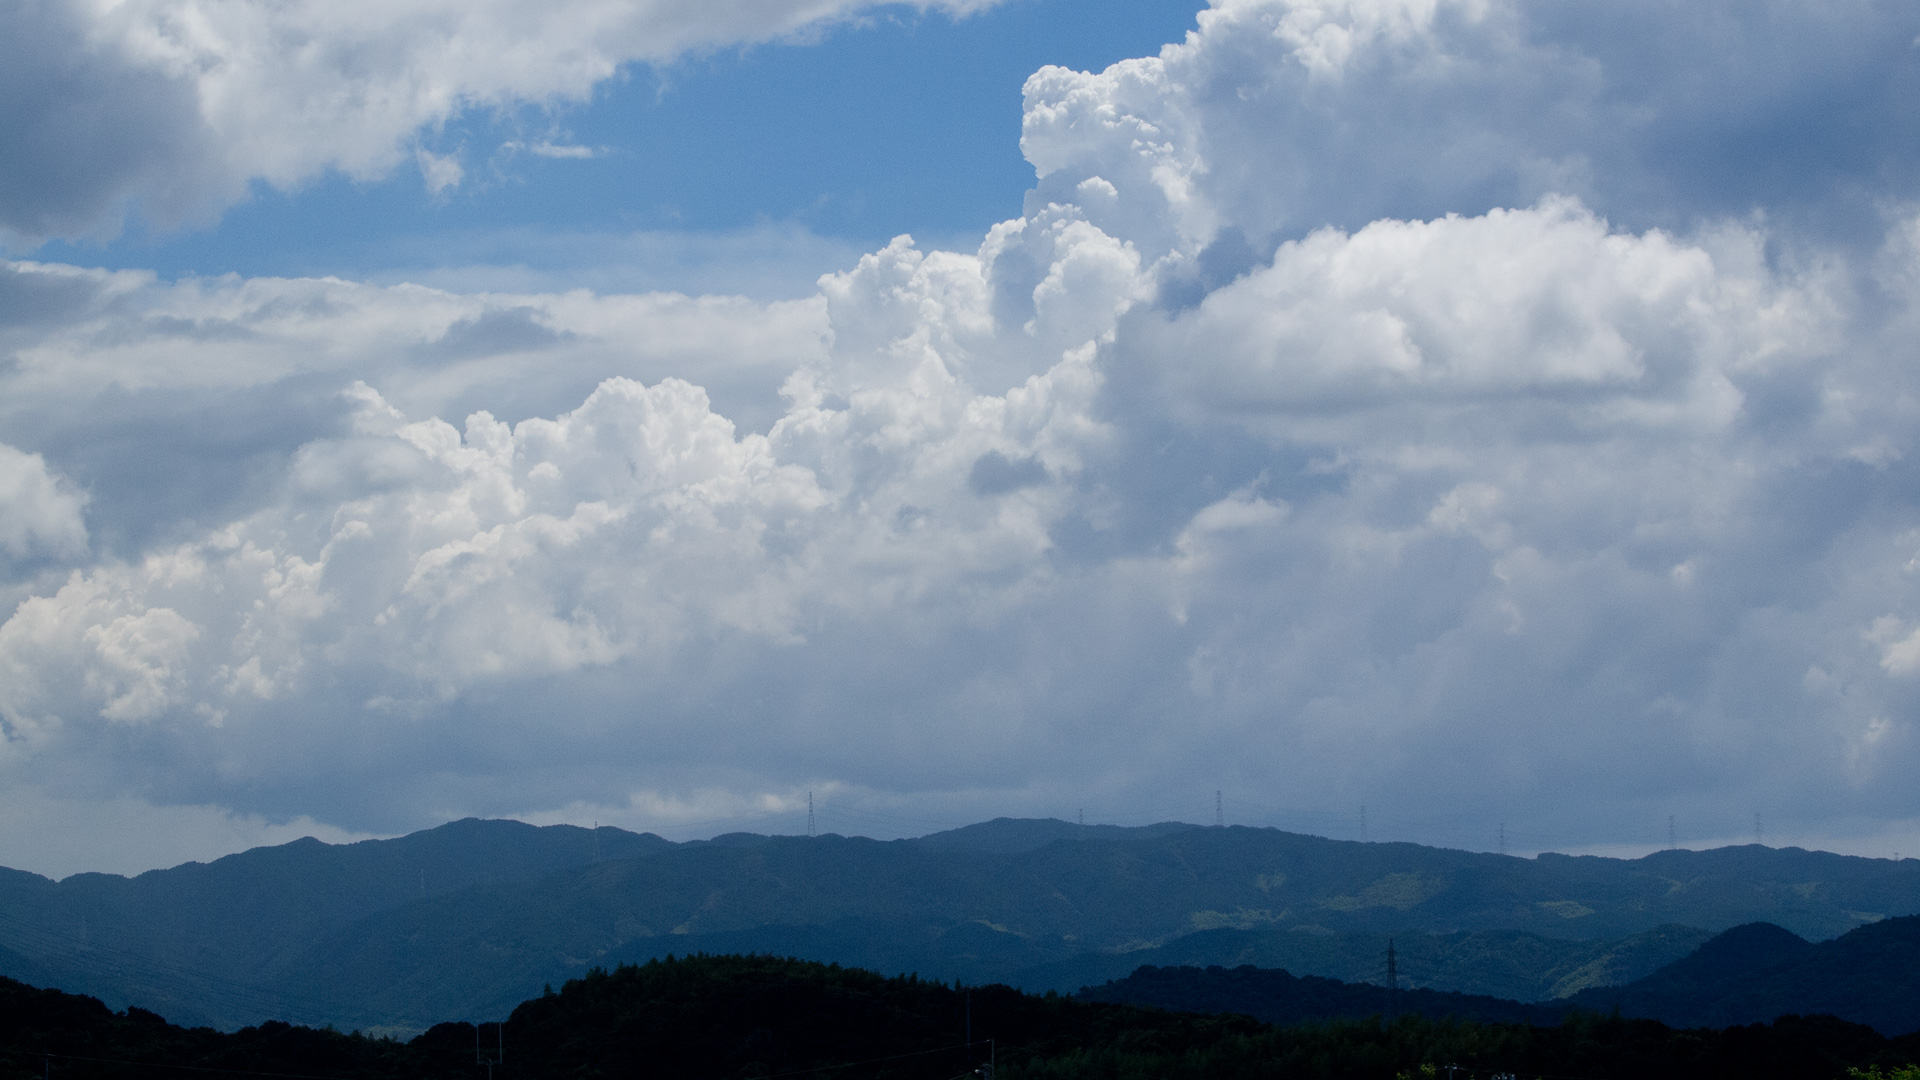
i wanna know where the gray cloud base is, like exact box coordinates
[3,0,1920,871]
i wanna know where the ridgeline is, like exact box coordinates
[3,953,1919,1080]
[2,818,1916,1031]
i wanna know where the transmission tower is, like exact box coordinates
[1215,790,1224,827]
[1668,815,1676,850]
[1498,822,1506,856]
[808,791,816,838]
[1360,806,1368,843]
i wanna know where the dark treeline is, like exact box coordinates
[1080,963,1572,1027]
[3,955,1918,1080]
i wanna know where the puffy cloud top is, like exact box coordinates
[1024,0,1920,250]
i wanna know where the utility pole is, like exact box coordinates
[476,1022,503,1079]
[1385,938,1397,1025]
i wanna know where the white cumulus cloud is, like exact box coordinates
[0,443,88,563]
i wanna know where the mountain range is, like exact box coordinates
[0,817,1913,1032]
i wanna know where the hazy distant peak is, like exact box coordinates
[913,818,1202,855]
[686,832,777,849]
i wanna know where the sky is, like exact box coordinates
[3,0,1920,879]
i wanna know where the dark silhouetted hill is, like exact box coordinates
[1011,922,1712,998]
[1572,915,1920,1034]
[1078,963,1568,1026]
[5,956,1920,1080]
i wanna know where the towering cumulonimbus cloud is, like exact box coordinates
[3,0,1920,865]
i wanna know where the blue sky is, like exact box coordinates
[33,0,1206,294]
[4,0,1920,878]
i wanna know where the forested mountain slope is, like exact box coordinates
[0,818,1913,1031]
[1009,923,1712,998]
[1571,916,1920,1034]
[1079,963,1570,1027]
[5,956,1919,1080]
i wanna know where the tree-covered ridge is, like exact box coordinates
[4,954,1920,1080]
[1570,916,1920,1034]
[1015,923,1712,998]
[1078,963,1570,1027]
[1079,917,1920,1038]
[4,818,1917,1030]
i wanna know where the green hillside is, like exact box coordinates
[1,818,1915,1031]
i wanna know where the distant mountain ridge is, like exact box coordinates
[0,817,1914,1031]
[0,818,668,1027]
